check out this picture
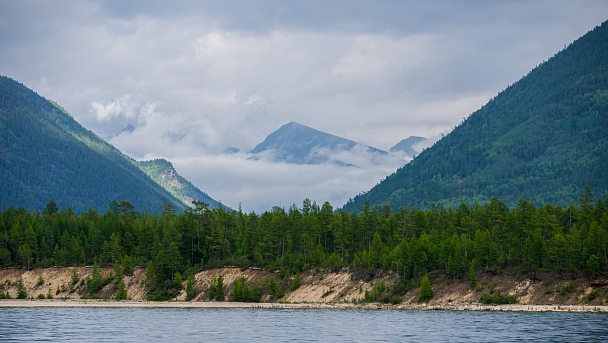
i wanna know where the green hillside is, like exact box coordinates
[137,159,223,209]
[344,21,608,212]
[0,76,187,213]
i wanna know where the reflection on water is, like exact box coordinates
[0,307,607,342]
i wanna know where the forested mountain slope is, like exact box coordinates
[344,21,608,212]
[137,159,223,209]
[0,76,186,213]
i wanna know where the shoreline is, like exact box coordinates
[1,299,607,312]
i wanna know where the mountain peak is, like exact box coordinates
[250,122,402,167]
[389,136,426,158]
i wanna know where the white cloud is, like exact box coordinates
[2,1,607,212]
[89,94,144,122]
[171,153,399,213]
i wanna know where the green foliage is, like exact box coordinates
[362,280,402,304]
[208,274,224,301]
[71,268,80,286]
[560,281,576,295]
[145,260,183,301]
[321,287,333,298]
[230,277,261,303]
[265,277,284,300]
[584,290,597,303]
[145,261,156,289]
[587,254,601,279]
[113,263,123,280]
[85,263,109,297]
[122,255,133,276]
[115,279,127,300]
[37,274,44,287]
[88,264,103,292]
[468,265,478,290]
[480,291,517,305]
[344,21,608,212]
[174,271,183,290]
[419,275,433,302]
[250,281,262,303]
[185,275,198,301]
[289,274,302,292]
[17,278,27,299]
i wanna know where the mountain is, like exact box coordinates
[343,21,608,211]
[250,121,403,167]
[389,136,426,159]
[0,76,196,213]
[137,159,223,209]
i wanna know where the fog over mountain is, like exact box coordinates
[389,136,427,160]
[2,1,606,212]
[250,122,404,167]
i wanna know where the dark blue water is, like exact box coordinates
[0,308,607,342]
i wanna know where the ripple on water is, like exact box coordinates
[0,308,607,342]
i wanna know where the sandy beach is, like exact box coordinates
[1,299,607,312]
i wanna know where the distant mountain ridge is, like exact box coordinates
[250,121,403,167]
[344,20,608,211]
[0,76,219,213]
[389,136,426,159]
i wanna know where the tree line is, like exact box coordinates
[1,190,607,299]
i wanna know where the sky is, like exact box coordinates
[1,1,607,212]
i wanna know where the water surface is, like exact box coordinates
[0,308,606,342]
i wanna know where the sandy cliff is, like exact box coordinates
[0,267,606,307]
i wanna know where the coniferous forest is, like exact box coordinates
[344,21,608,212]
[1,189,607,300]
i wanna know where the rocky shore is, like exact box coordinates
[1,299,607,313]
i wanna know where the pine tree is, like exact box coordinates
[185,275,197,301]
[145,260,156,289]
[174,271,183,290]
[17,278,27,299]
[115,279,127,300]
[37,274,44,287]
[419,275,433,302]
[209,274,224,301]
[214,275,224,301]
[71,268,80,286]
[122,255,133,276]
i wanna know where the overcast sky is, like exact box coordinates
[1,1,607,212]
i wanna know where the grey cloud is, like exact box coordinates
[2,0,607,211]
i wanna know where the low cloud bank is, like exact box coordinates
[170,153,400,213]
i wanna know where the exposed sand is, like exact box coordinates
[1,299,607,312]
[2,267,607,311]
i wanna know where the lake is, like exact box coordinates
[0,308,607,342]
